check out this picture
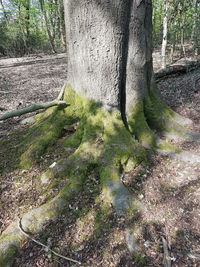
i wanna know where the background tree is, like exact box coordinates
[161,0,169,68]
[153,0,200,64]
[0,0,66,56]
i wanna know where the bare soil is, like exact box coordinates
[0,53,200,266]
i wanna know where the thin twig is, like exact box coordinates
[0,91,17,94]
[161,236,171,267]
[18,218,81,265]
[56,81,67,100]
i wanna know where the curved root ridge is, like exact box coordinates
[144,89,200,143]
[1,85,199,265]
[0,143,97,266]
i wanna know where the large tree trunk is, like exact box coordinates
[65,0,152,120]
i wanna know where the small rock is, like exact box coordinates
[144,240,150,248]
[126,229,138,253]
[49,162,56,168]
[41,174,49,184]
[20,117,35,125]
[138,194,144,199]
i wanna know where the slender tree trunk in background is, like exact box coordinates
[58,0,66,50]
[180,7,186,59]
[17,4,27,55]
[170,32,176,63]
[23,0,31,51]
[152,0,157,45]
[48,0,57,46]
[39,0,57,53]
[161,0,168,69]
[0,0,9,22]
[191,0,198,41]
[191,0,199,56]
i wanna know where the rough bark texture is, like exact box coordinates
[125,1,152,114]
[64,0,152,118]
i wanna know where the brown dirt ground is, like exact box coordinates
[0,53,200,267]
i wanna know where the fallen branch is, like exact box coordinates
[0,90,17,94]
[56,81,67,101]
[161,236,171,267]
[155,60,200,80]
[18,218,81,265]
[0,100,68,121]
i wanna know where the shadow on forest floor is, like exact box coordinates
[0,54,200,266]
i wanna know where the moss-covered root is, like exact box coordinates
[128,101,156,149]
[0,194,73,267]
[98,112,146,214]
[0,148,95,267]
[151,81,193,127]
[145,90,200,142]
[0,100,105,266]
[95,112,147,253]
[20,85,84,169]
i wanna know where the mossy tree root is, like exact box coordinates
[0,87,148,265]
[144,90,200,142]
[20,86,84,169]
[1,85,199,265]
[0,140,100,266]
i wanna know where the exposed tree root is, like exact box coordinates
[0,139,99,265]
[144,89,200,143]
[161,236,171,267]
[0,85,199,265]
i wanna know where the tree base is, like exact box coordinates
[0,85,199,266]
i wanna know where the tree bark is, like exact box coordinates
[161,0,169,69]
[64,0,152,120]
[0,0,9,22]
[191,0,199,56]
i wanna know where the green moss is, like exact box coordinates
[128,101,156,148]
[103,113,146,176]
[133,253,146,266]
[0,246,16,267]
[157,141,181,153]
[63,120,84,148]
[0,235,20,267]
[144,90,188,136]
[20,109,70,168]
[19,85,85,169]
[1,86,155,264]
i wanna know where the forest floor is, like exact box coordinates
[0,53,200,266]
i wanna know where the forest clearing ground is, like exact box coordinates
[0,53,200,266]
